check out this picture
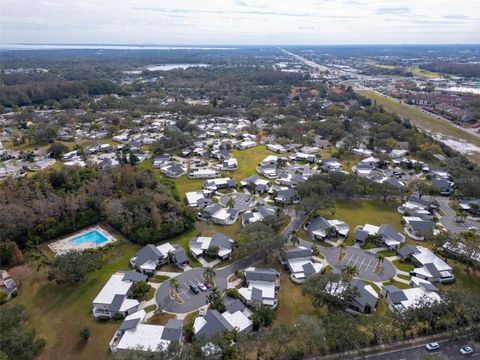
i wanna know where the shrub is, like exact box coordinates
[97,315,110,322]
[225,288,240,299]
[0,292,7,304]
[112,313,124,321]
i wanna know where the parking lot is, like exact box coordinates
[341,252,377,273]
[175,275,211,303]
[318,246,397,282]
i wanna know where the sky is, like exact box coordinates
[1,0,479,45]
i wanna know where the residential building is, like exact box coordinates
[284,247,323,283]
[193,305,252,339]
[242,205,276,227]
[130,243,187,274]
[382,284,442,313]
[238,267,280,308]
[0,270,17,300]
[92,271,147,319]
[188,232,235,260]
[354,223,405,249]
[304,216,350,240]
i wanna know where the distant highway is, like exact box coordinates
[280,48,330,72]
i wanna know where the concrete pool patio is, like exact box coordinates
[48,226,117,254]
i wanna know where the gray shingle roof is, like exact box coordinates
[134,245,163,267]
[173,247,188,265]
[245,268,278,282]
[307,216,331,232]
[211,232,233,249]
[379,224,404,242]
[119,318,141,331]
[223,296,245,314]
[196,310,233,338]
[397,245,418,258]
[251,287,264,302]
[302,262,316,276]
[108,294,125,312]
[354,228,369,242]
[161,319,183,342]
[351,279,378,309]
[387,290,408,304]
[123,270,148,283]
[286,247,311,259]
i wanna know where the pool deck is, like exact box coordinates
[48,226,117,254]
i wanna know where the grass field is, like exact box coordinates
[382,280,411,289]
[11,241,140,360]
[357,89,480,164]
[392,260,414,272]
[318,199,403,244]
[230,146,278,181]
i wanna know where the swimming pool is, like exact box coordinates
[70,230,108,246]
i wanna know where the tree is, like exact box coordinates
[341,265,359,282]
[205,246,219,258]
[290,230,300,246]
[0,305,46,360]
[226,195,234,208]
[243,222,286,263]
[169,278,180,294]
[203,267,216,283]
[303,273,359,310]
[252,306,276,330]
[376,254,385,271]
[47,250,102,286]
[208,287,224,312]
[408,179,434,199]
[47,142,69,160]
[311,243,320,257]
[130,281,151,300]
[79,327,91,342]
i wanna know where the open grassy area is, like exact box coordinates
[11,241,140,360]
[439,261,480,296]
[406,67,442,79]
[230,146,278,181]
[377,250,397,257]
[318,199,403,244]
[146,312,176,326]
[382,280,411,289]
[273,267,324,327]
[357,89,480,164]
[397,274,411,281]
[149,275,170,283]
[392,260,414,272]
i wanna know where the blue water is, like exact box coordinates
[70,230,108,245]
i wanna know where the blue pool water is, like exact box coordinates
[70,230,108,246]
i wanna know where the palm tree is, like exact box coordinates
[203,267,216,282]
[339,241,346,255]
[341,265,359,282]
[166,251,175,267]
[169,278,180,294]
[207,287,223,310]
[376,254,385,271]
[226,195,235,208]
[290,230,300,247]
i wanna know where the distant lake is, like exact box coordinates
[145,64,210,71]
[0,44,236,51]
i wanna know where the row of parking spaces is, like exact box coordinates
[176,276,210,302]
[341,253,376,273]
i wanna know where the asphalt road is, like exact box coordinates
[355,338,479,360]
[156,253,261,313]
[434,196,480,234]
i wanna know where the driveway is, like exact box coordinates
[155,253,261,313]
[282,209,307,237]
[434,196,480,234]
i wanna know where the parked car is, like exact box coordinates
[426,342,440,351]
[198,282,207,291]
[460,345,474,355]
[199,308,206,317]
[204,281,212,289]
[190,284,199,294]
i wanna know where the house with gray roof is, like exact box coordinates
[240,175,270,193]
[273,188,299,205]
[354,223,405,249]
[403,216,436,240]
[239,267,280,308]
[130,242,187,274]
[284,247,324,283]
[381,284,442,313]
[110,310,183,352]
[305,216,350,240]
[349,279,379,314]
[242,205,276,227]
[193,304,253,339]
[189,232,235,260]
[197,203,240,225]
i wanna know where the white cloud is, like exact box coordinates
[1,0,479,44]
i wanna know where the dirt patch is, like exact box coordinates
[8,264,32,281]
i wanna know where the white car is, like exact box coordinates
[460,345,474,355]
[198,282,207,291]
[425,342,440,351]
[199,308,206,317]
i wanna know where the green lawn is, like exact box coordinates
[382,280,410,289]
[146,312,176,326]
[392,260,414,272]
[319,199,403,245]
[397,274,411,281]
[377,250,397,257]
[11,241,140,360]
[439,261,480,296]
[274,267,324,327]
[149,275,170,283]
[230,146,279,181]
[357,89,480,164]
[363,281,381,295]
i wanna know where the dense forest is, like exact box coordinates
[0,166,195,252]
